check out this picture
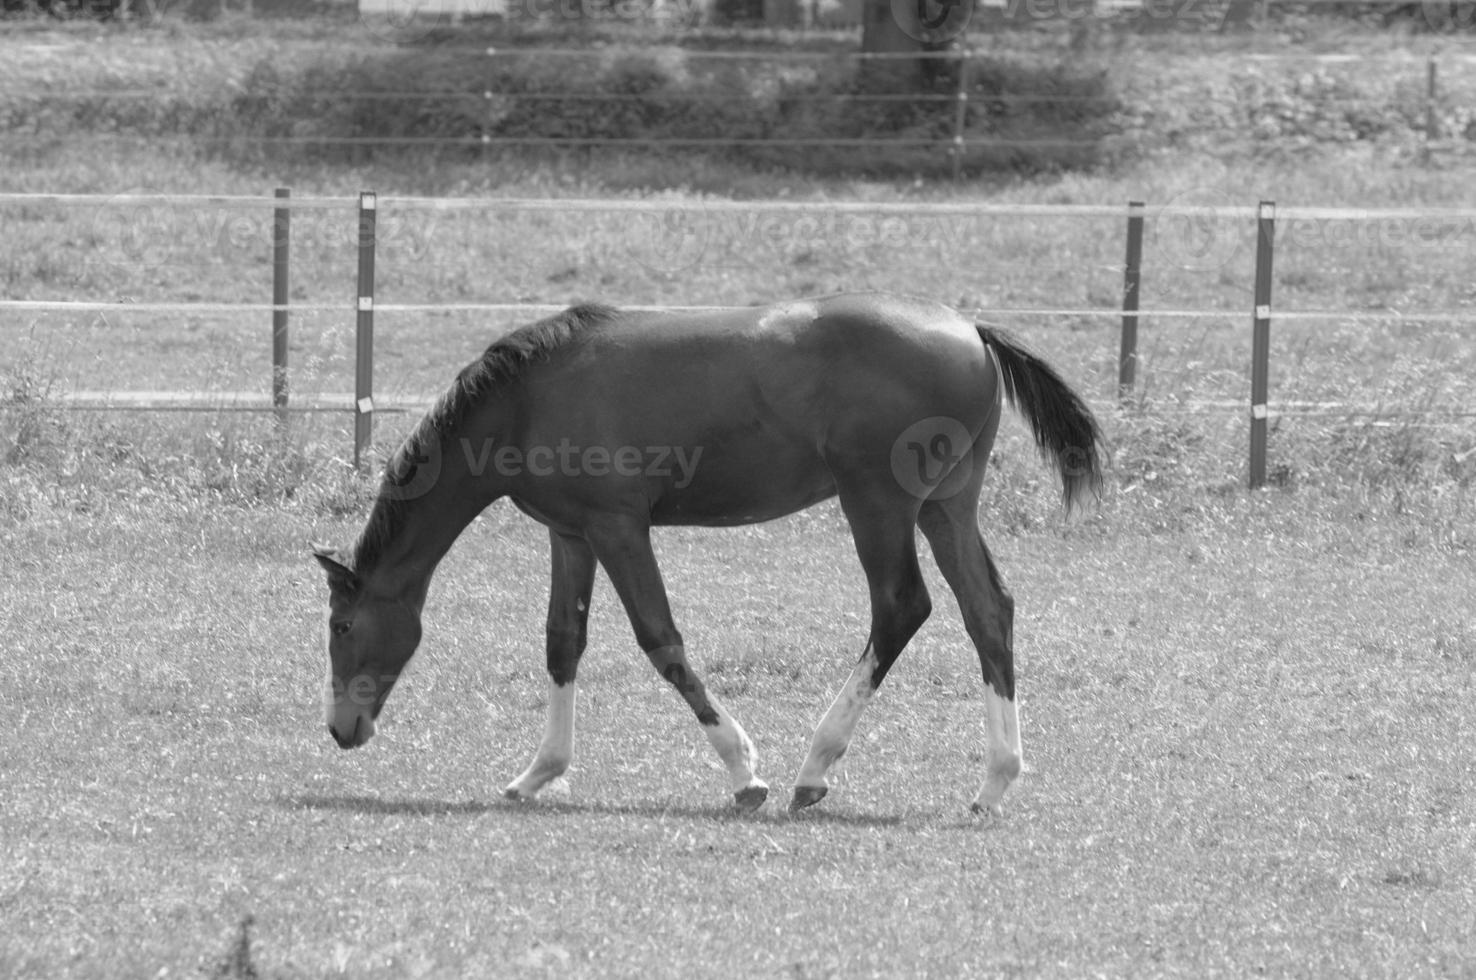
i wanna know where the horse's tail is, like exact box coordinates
[977,324,1105,512]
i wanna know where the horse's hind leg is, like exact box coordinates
[506,529,597,801]
[791,487,932,811]
[917,493,1023,816]
[585,518,769,810]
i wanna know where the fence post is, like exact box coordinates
[951,44,970,182]
[1119,200,1145,403]
[354,190,377,473]
[1424,53,1439,163]
[272,187,290,428]
[1249,200,1275,489]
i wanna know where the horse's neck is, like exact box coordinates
[355,425,508,603]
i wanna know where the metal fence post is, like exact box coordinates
[354,191,377,473]
[1424,53,1439,164]
[271,187,290,428]
[1119,200,1145,403]
[1249,200,1275,489]
[951,44,970,182]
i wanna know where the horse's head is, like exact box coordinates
[312,545,423,749]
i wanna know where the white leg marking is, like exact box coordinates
[700,693,767,802]
[973,686,1023,816]
[794,645,881,792]
[505,680,577,801]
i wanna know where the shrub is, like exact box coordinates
[225,44,1124,176]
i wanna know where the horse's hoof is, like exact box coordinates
[503,785,533,802]
[788,784,828,812]
[733,783,769,811]
[969,800,1003,818]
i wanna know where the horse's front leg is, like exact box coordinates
[505,530,597,801]
[586,518,769,811]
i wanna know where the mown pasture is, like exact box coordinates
[2,488,1473,977]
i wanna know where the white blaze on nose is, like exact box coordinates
[323,611,336,728]
[322,611,378,747]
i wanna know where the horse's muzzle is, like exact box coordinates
[328,713,374,749]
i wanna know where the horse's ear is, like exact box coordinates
[311,543,359,594]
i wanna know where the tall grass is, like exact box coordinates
[0,369,375,526]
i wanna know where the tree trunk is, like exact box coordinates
[860,0,973,90]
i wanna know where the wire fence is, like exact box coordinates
[2,191,1473,485]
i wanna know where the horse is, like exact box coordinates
[313,292,1104,815]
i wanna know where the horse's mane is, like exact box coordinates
[351,302,620,573]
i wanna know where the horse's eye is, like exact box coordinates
[331,621,352,637]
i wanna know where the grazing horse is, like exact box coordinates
[313,292,1103,815]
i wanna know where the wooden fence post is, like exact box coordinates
[354,191,377,473]
[1119,200,1145,403]
[1249,200,1275,489]
[272,187,290,428]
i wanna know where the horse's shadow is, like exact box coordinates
[276,791,906,828]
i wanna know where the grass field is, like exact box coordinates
[2,12,1475,979]
[2,493,1473,977]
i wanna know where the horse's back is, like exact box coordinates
[529,293,996,442]
[509,293,999,525]
[582,291,987,389]
[750,293,999,452]
[599,291,980,353]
